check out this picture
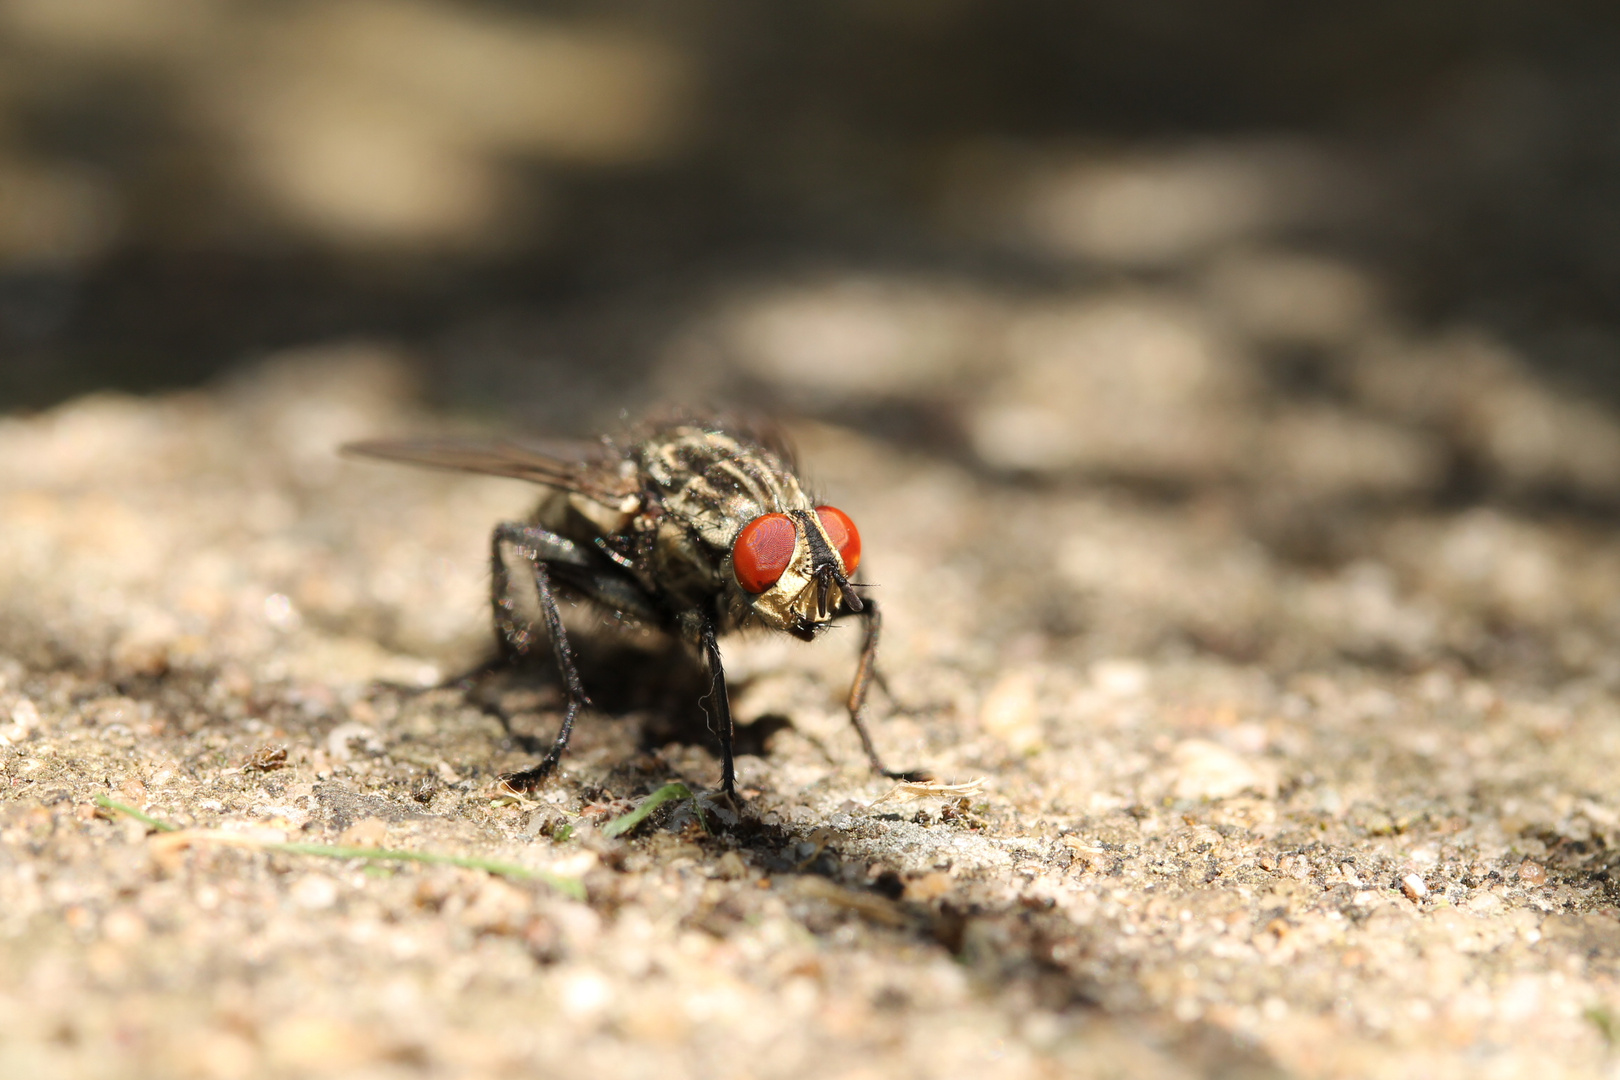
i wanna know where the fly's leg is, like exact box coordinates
[697,617,739,801]
[489,523,595,791]
[491,523,584,659]
[845,598,929,781]
[370,531,586,700]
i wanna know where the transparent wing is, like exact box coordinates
[342,435,640,499]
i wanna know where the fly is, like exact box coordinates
[344,410,917,800]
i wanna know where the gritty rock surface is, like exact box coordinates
[6,331,1620,1079]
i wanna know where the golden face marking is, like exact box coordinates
[741,511,859,635]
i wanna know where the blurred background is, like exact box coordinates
[6,1,1620,589]
[2,2,1616,411]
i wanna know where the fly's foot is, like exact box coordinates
[498,758,561,794]
[881,767,935,783]
[696,787,743,828]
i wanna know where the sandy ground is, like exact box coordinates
[5,4,1620,1077]
[6,319,1620,1079]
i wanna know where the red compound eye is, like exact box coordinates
[815,506,861,576]
[733,513,797,593]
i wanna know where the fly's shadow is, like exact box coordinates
[460,619,796,766]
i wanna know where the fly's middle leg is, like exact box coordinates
[845,598,929,782]
[489,522,594,791]
[696,617,739,801]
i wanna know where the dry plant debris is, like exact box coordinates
[869,778,988,805]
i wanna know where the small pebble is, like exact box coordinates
[338,817,388,847]
[265,1017,376,1070]
[1518,860,1547,885]
[101,908,147,945]
[560,971,613,1019]
[904,871,954,902]
[979,669,1044,755]
[289,874,340,910]
[1400,873,1428,901]
[1169,738,1279,801]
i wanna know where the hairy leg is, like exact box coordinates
[697,617,739,800]
[488,523,598,790]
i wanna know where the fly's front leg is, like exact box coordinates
[696,617,739,800]
[490,522,594,791]
[845,598,928,781]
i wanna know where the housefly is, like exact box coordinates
[344,410,915,800]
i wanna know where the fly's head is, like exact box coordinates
[730,506,863,640]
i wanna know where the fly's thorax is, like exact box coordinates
[640,426,812,549]
[737,510,858,636]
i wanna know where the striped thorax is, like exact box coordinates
[634,425,861,639]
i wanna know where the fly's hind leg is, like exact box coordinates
[487,522,599,792]
[844,598,930,782]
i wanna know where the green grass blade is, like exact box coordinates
[93,793,586,900]
[263,842,585,900]
[93,794,179,832]
[602,783,694,838]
